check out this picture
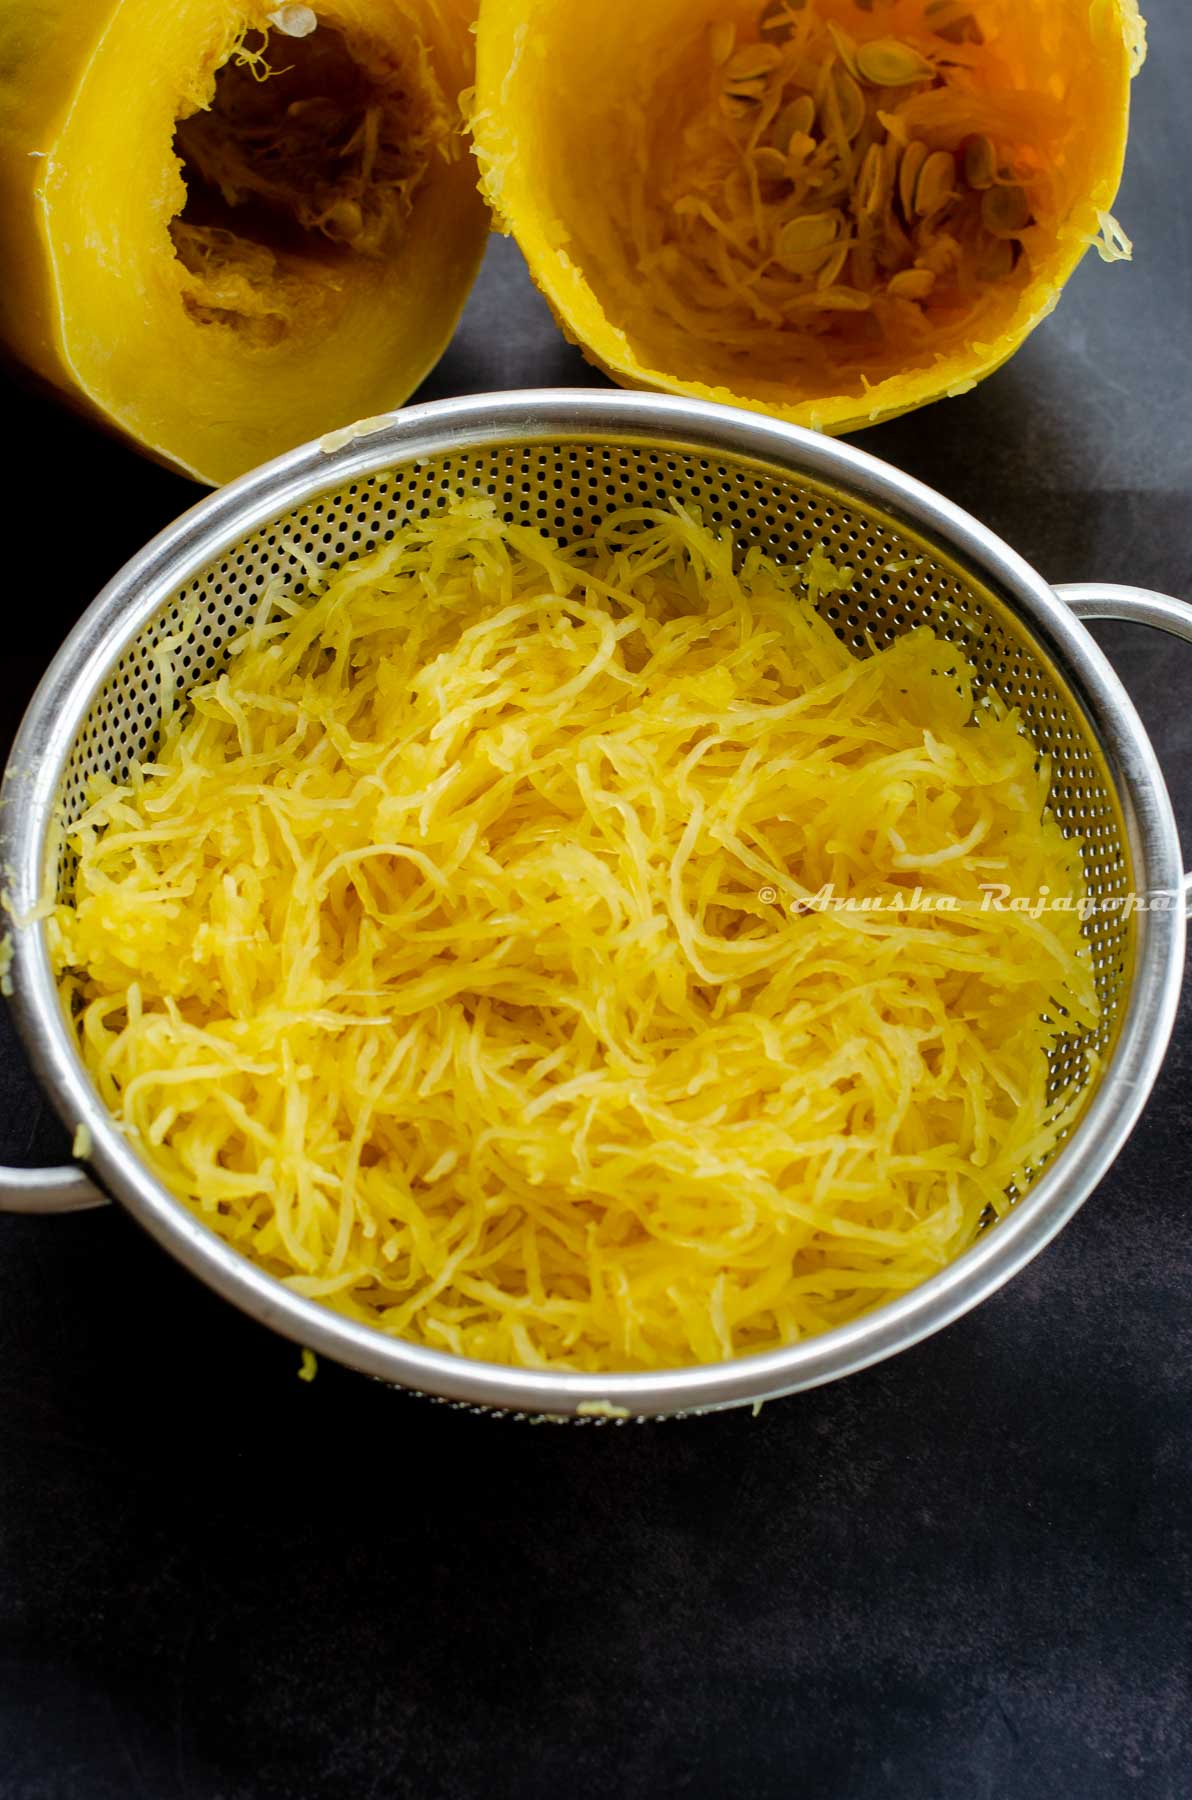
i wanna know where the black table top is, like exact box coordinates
[3,11,1191,1795]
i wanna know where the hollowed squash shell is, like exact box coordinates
[0,0,486,484]
[473,0,1146,434]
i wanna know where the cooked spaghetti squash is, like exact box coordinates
[52,505,1099,1370]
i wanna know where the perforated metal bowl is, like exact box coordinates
[1,391,1189,1418]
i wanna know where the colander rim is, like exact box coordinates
[2,389,1184,1417]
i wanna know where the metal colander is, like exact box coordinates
[1,392,1188,1418]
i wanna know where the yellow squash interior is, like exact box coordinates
[474,0,1145,432]
[0,0,485,483]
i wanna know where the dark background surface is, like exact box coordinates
[2,9,1191,1796]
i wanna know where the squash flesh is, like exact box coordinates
[473,0,1145,433]
[51,505,1100,1372]
[0,0,486,484]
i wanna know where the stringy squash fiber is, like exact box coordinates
[51,506,1099,1372]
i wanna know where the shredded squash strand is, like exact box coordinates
[53,504,1099,1371]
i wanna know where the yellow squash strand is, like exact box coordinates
[52,506,1099,1371]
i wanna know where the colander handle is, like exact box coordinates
[1056,583,1192,919]
[0,1164,107,1213]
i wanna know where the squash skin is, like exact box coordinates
[0,0,487,485]
[473,0,1146,436]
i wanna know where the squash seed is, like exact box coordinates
[963,134,997,190]
[753,147,792,182]
[326,199,365,241]
[914,149,956,216]
[816,240,853,289]
[887,267,937,301]
[981,184,1032,237]
[832,66,867,140]
[826,22,862,79]
[725,43,785,84]
[774,94,816,146]
[855,37,937,87]
[898,141,928,220]
[777,212,842,260]
[855,142,893,222]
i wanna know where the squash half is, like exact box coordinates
[473,0,1146,434]
[0,0,486,484]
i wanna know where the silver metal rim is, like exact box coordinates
[2,390,1186,1416]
